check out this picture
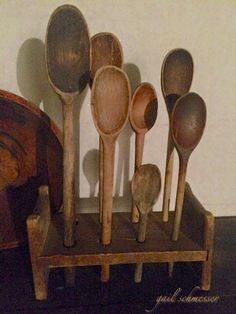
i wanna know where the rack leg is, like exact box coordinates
[33,265,49,300]
[201,212,214,290]
[64,267,76,287]
[101,264,110,282]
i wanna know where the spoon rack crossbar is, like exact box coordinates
[27,182,214,300]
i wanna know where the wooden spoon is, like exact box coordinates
[91,65,131,245]
[131,164,161,282]
[90,32,123,223]
[90,32,123,281]
[161,49,193,222]
[46,5,90,247]
[130,83,158,223]
[171,92,206,240]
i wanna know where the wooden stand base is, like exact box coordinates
[27,183,214,300]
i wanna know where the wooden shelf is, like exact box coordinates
[27,183,214,300]
[41,212,207,266]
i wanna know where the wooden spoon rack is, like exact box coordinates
[27,183,214,300]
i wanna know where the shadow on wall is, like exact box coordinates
[82,149,99,198]
[16,38,62,128]
[16,38,88,204]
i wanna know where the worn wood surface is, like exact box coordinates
[130,83,158,223]
[46,5,90,247]
[46,5,90,94]
[39,212,207,264]
[171,93,207,240]
[0,89,63,249]
[90,32,123,86]
[161,48,193,222]
[91,66,131,245]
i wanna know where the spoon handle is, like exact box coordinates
[137,212,148,242]
[62,100,76,247]
[135,211,148,282]
[99,137,103,223]
[172,159,187,241]
[131,132,145,223]
[162,130,175,222]
[102,138,116,245]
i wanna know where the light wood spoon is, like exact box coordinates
[161,49,193,222]
[130,82,158,223]
[132,164,161,282]
[91,65,131,245]
[90,32,123,281]
[90,32,123,223]
[171,92,206,241]
[46,5,90,247]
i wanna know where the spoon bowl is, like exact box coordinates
[172,93,206,152]
[46,5,90,94]
[130,83,158,132]
[161,48,193,222]
[90,32,123,86]
[132,164,161,218]
[162,48,193,112]
[92,68,130,136]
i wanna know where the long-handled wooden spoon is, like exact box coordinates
[91,65,130,245]
[171,92,206,241]
[130,83,158,223]
[131,164,161,282]
[46,5,90,247]
[161,49,193,222]
[90,32,123,223]
[90,32,123,281]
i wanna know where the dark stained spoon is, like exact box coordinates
[161,49,193,222]
[46,5,90,247]
[171,92,206,240]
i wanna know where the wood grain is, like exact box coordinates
[0,89,63,249]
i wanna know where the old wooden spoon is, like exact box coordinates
[161,49,193,222]
[130,83,158,223]
[90,32,123,282]
[91,65,131,245]
[46,5,90,247]
[90,32,123,223]
[132,164,161,282]
[171,92,206,240]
